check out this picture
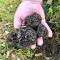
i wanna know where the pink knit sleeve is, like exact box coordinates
[35,4,45,21]
[14,6,22,29]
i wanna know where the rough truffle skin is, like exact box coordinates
[7,26,37,49]
[25,13,41,28]
[7,32,18,48]
[17,26,37,48]
[37,24,46,37]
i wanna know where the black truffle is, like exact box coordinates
[7,26,37,49]
[25,13,41,28]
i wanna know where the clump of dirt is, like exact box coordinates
[7,26,37,49]
[7,13,46,49]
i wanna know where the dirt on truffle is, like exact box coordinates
[7,26,37,49]
[7,13,46,49]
